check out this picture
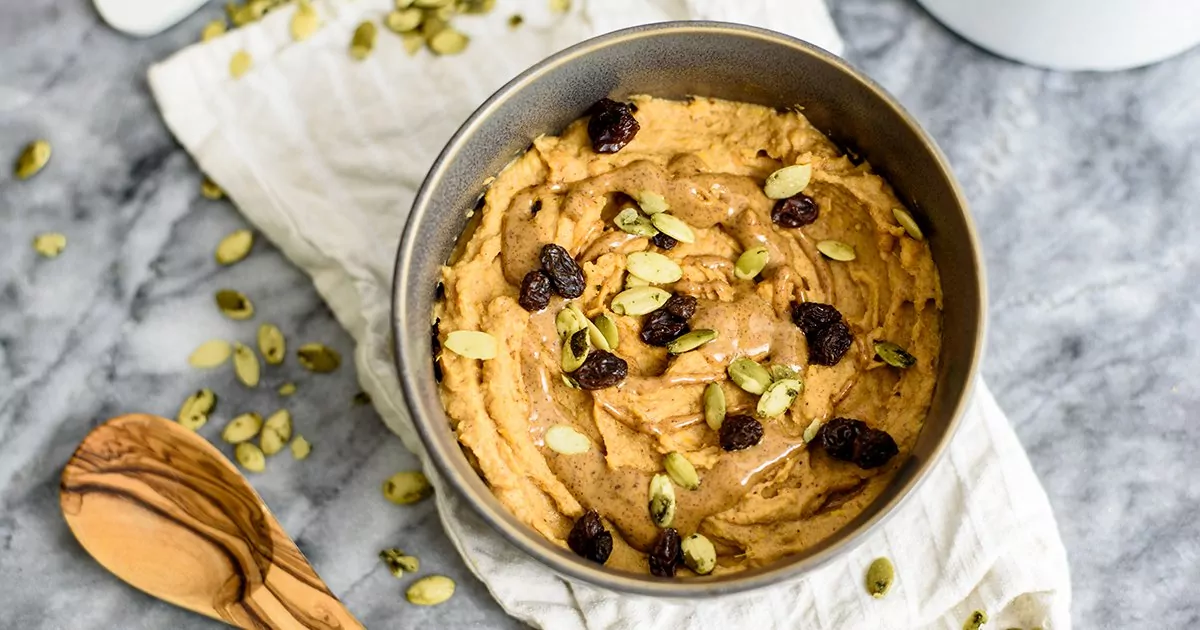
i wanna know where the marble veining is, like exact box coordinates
[1,0,1198,627]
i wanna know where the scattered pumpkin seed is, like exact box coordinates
[874,341,916,368]
[614,207,658,237]
[290,434,312,459]
[32,233,66,258]
[385,7,423,32]
[555,305,589,339]
[349,21,377,60]
[663,452,699,490]
[420,12,447,39]
[626,251,682,284]
[443,330,497,360]
[278,382,297,396]
[548,0,570,12]
[406,575,455,606]
[802,418,822,443]
[383,471,433,505]
[264,408,293,442]
[216,290,254,320]
[962,610,989,630]
[457,0,495,14]
[413,0,451,6]
[624,273,651,289]
[396,0,415,9]
[635,190,669,215]
[257,323,286,365]
[610,286,670,316]
[763,163,813,200]
[236,442,266,473]
[585,317,611,352]
[379,548,420,577]
[728,358,772,395]
[200,176,224,199]
[757,378,803,418]
[177,389,218,430]
[189,339,232,368]
[222,412,263,443]
[768,364,798,381]
[592,314,619,350]
[666,329,717,354]
[289,0,319,40]
[544,425,591,455]
[680,533,716,575]
[507,13,523,28]
[647,473,676,528]
[893,207,924,240]
[816,240,856,262]
[561,329,590,372]
[260,425,286,456]
[428,28,469,55]
[297,343,342,371]
[14,139,51,180]
[703,382,725,431]
[201,19,227,41]
[353,391,371,406]
[232,342,261,387]
[865,557,895,599]
[229,50,252,78]
[733,246,770,280]
[215,229,254,265]
[401,32,424,55]
[650,213,695,243]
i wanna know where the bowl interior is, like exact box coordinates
[394,22,985,597]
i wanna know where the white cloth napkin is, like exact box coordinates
[148,1,1072,627]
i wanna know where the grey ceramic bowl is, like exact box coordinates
[393,22,986,597]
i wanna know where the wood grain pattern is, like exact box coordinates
[60,414,363,629]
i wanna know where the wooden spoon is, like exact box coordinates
[60,414,363,629]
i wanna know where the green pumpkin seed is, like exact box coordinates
[666,329,717,354]
[802,418,822,443]
[32,233,66,258]
[232,342,260,387]
[257,323,285,365]
[177,389,217,430]
[816,240,856,262]
[865,557,895,599]
[635,190,669,215]
[561,329,589,373]
[614,207,658,237]
[962,610,989,630]
[763,163,812,199]
[290,0,319,40]
[680,533,716,575]
[297,342,342,371]
[756,378,802,418]
[278,382,297,396]
[235,442,266,473]
[379,548,420,577]
[222,412,263,443]
[264,408,293,442]
[768,364,798,381]
[544,425,591,455]
[216,290,254,320]
[610,286,670,316]
[703,382,725,431]
[893,207,924,240]
[627,251,682,284]
[383,471,433,505]
[663,451,699,490]
[624,273,651,289]
[401,32,424,55]
[555,305,589,340]
[15,139,51,179]
[260,426,286,456]
[385,7,423,32]
[290,434,312,459]
[874,341,916,368]
[592,314,619,350]
[457,0,495,14]
[413,0,451,6]
[215,229,254,265]
[728,358,772,395]
[201,19,226,41]
[395,0,415,7]
[647,473,676,528]
[733,246,769,280]
[428,28,469,55]
[650,213,695,243]
[189,339,232,368]
[200,176,224,199]
[406,575,455,606]
[349,21,376,60]
[585,317,611,352]
[230,50,252,78]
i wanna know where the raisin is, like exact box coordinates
[431,319,443,383]
[567,510,612,565]
[854,428,899,469]
[531,199,543,216]
[539,243,586,299]
[649,528,681,577]
[572,350,628,390]
[772,193,819,228]
[790,301,842,335]
[662,294,697,320]
[518,269,552,312]
[587,98,640,154]
[640,309,689,346]
[650,232,678,250]
[719,414,764,451]
[808,319,853,366]
[818,417,866,461]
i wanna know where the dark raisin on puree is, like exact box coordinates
[817,417,899,470]
[567,510,613,565]
[650,232,677,250]
[719,414,764,451]
[771,193,819,228]
[587,98,640,154]
[518,269,552,312]
[539,244,586,299]
[662,294,697,320]
[649,528,682,577]
[790,301,853,366]
[640,309,690,346]
[572,350,628,390]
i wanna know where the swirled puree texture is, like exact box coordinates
[435,96,942,575]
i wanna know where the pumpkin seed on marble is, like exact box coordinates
[756,378,802,418]
[232,342,261,387]
[650,213,695,243]
[585,317,612,352]
[802,418,822,443]
[733,246,769,280]
[666,329,717,354]
[626,251,682,284]
[229,50,253,78]
[289,0,319,41]
[189,339,232,368]
[264,408,293,442]
[703,382,725,431]
[555,305,589,340]
[768,364,798,382]
[379,548,420,578]
[200,176,224,199]
[177,388,218,430]
[349,21,377,60]
[763,163,812,199]
[297,342,342,371]
[428,28,469,55]
[384,471,433,505]
[680,533,716,575]
[33,233,67,258]
[278,382,297,396]
[647,473,676,528]
[260,425,286,456]
[201,19,227,41]
[614,207,659,237]
[257,323,286,365]
[290,434,312,459]
[624,273,651,290]
[236,442,266,473]
[727,358,772,395]
[635,190,669,215]
[443,331,496,360]
[14,139,51,180]
[215,229,254,265]
[893,207,924,240]
[385,7,423,32]
[548,0,570,12]
[610,286,670,316]
[406,575,455,606]
[401,32,424,55]
[222,412,263,443]
[816,240,856,262]
[544,425,591,455]
[874,341,916,368]
[216,290,254,320]
[592,314,619,350]
[663,451,699,490]
[561,329,590,373]
[865,557,895,599]
[962,610,989,630]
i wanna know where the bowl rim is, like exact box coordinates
[393,20,987,597]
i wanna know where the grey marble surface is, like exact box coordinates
[1,0,1197,628]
